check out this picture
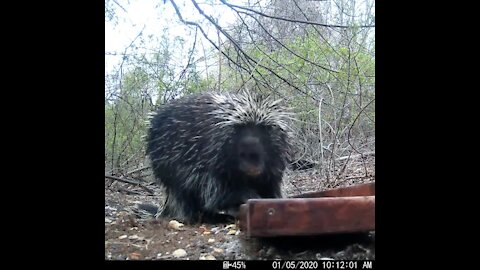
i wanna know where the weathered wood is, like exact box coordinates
[291,182,375,198]
[239,196,375,237]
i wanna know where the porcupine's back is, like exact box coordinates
[146,93,222,189]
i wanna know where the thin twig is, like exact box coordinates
[125,166,151,176]
[219,0,375,28]
[169,0,251,75]
[105,174,155,194]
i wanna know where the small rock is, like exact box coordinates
[172,248,187,258]
[105,206,117,212]
[266,247,276,257]
[118,235,128,239]
[169,220,185,230]
[211,227,220,233]
[199,254,216,260]
[156,253,163,258]
[227,230,236,235]
[129,252,141,260]
[105,217,112,223]
[258,248,266,257]
[213,248,224,254]
[128,235,140,240]
[203,231,211,235]
[235,230,241,236]
[208,238,215,243]
[319,257,334,260]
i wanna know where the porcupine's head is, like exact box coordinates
[144,90,293,192]
[209,90,294,183]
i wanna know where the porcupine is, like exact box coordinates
[144,90,293,224]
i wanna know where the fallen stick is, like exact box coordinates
[105,174,154,195]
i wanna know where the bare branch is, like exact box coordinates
[237,10,339,74]
[347,98,375,155]
[177,27,198,83]
[169,0,252,75]
[219,0,375,29]
[291,0,344,60]
[112,0,127,13]
[189,0,316,98]
[105,174,155,195]
[125,166,151,176]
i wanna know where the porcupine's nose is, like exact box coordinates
[239,137,264,177]
[243,164,261,177]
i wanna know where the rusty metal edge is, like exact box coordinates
[290,182,375,198]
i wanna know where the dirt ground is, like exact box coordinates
[105,155,375,260]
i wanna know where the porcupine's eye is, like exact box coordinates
[236,127,266,177]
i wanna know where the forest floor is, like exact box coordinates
[105,154,375,260]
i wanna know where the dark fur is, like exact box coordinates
[145,91,292,224]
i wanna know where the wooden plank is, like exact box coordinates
[238,196,375,237]
[291,182,375,198]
